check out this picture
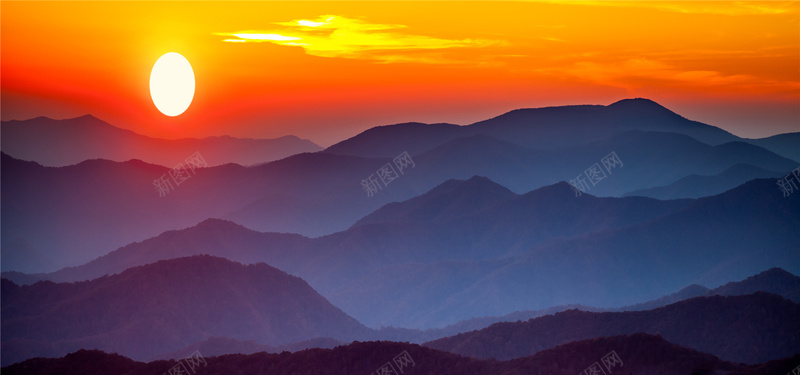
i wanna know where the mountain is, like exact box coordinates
[624,163,785,199]
[713,267,800,302]
[333,177,800,328]
[424,292,800,364]
[621,267,800,311]
[1,219,311,285]
[352,175,517,226]
[7,177,798,330]
[4,177,692,328]
[0,151,394,272]
[330,183,694,327]
[415,178,800,324]
[5,101,798,273]
[155,336,347,361]
[323,121,463,158]
[404,130,796,196]
[743,132,800,163]
[1,153,258,272]
[471,98,740,148]
[1,176,689,287]
[5,334,796,375]
[354,177,691,257]
[373,304,606,344]
[0,115,322,167]
[503,333,741,375]
[371,267,800,342]
[620,284,712,312]
[153,337,276,360]
[325,98,741,159]
[0,255,371,365]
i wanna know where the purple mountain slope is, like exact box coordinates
[4,101,798,273]
[417,178,800,325]
[424,292,800,364]
[4,334,796,375]
[6,176,797,330]
[0,255,371,365]
[0,114,322,167]
[743,132,800,163]
[624,163,785,199]
[622,267,800,311]
[324,98,742,158]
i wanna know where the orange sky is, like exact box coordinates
[2,1,798,146]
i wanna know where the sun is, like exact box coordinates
[150,52,195,116]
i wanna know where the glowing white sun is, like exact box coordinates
[150,52,195,116]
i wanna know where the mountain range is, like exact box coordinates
[5,174,799,329]
[3,258,798,365]
[424,292,800,364]
[0,114,322,167]
[5,334,800,375]
[4,99,798,274]
[625,163,785,199]
[3,98,799,371]
[1,255,370,365]
[621,267,800,311]
[371,266,800,342]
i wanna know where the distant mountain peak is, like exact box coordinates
[607,98,682,117]
[194,217,250,229]
[428,175,514,196]
[59,114,117,129]
[760,267,797,277]
[352,175,517,227]
[178,218,265,237]
[712,267,800,298]
[2,254,371,364]
[523,181,586,200]
[611,97,660,105]
[73,114,102,121]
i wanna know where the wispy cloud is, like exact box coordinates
[553,57,800,96]
[217,15,502,64]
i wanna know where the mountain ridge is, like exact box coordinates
[624,163,785,199]
[423,292,800,364]
[5,176,797,330]
[1,255,371,365]
[4,334,797,375]
[1,115,322,167]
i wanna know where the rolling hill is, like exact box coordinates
[424,292,800,364]
[0,114,322,167]
[624,163,785,199]
[5,334,797,375]
[6,177,799,330]
[4,99,798,274]
[1,255,371,365]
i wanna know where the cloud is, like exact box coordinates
[552,57,799,97]
[217,15,502,63]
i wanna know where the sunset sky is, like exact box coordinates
[2,1,798,146]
